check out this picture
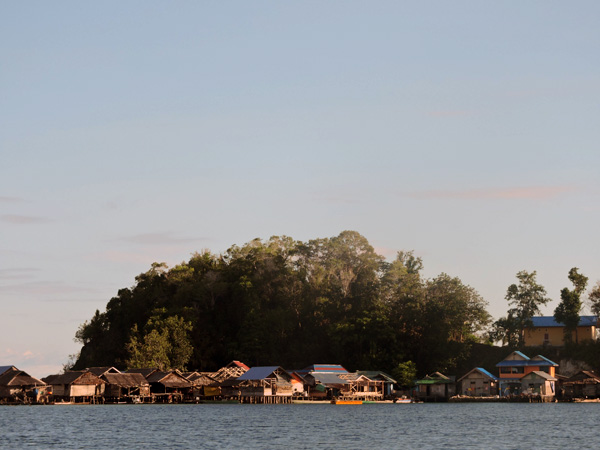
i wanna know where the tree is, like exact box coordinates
[504,270,551,346]
[125,313,193,370]
[588,281,600,316]
[488,313,520,347]
[391,361,417,389]
[72,231,493,377]
[554,268,589,344]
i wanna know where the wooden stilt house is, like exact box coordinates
[356,371,397,398]
[415,372,456,402]
[236,366,293,404]
[101,373,150,402]
[43,371,105,403]
[561,370,600,400]
[303,372,350,400]
[0,366,47,404]
[338,373,384,401]
[145,370,192,402]
[457,368,498,397]
[183,372,218,400]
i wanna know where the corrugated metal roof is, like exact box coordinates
[356,371,397,383]
[497,352,558,367]
[522,371,557,381]
[530,315,597,328]
[231,361,250,371]
[496,359,556,367]
[458,367,498,382]
[237,366,282,381]
[512,351,530,360]
[475,368,498,380]
[531,355,559,366]
[296,364,348,375]
[310,373,349,385]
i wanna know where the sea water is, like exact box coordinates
[0,403,597,449]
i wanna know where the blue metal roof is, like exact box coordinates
[512,351,530,360]
[475,368,498,381]
[496,360,556,367]
[531,355,559,366]
[237,366,283,381]
[530,315,597,327]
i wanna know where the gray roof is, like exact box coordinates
[237,366,290,381]
[0,366,16,376]
[523,371,557,381]
[310,373,349,386]
[356,371,397,383]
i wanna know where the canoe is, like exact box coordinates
[331,399,363,405]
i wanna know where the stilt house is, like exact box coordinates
[415,372,456,401]
[457,368,498,396]
[236,366,293,403]
[560,370,600,400]
[101,372,150,402]
[0,366,46,404]
[43,371,105,403]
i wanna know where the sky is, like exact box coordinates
[2,1,599,378]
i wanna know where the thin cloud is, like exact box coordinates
[408,186,576,200]
[0,196,25,203]
[0,268,40,280]
[0,280,97,296]
[427,110,473,118]
[119,232,201,245]
[1,214,50,224]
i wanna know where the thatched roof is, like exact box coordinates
[43,371,105,386]
[87,367,121,376]
[147,371,191,388]
[102,373,149,388]
[0,368,45,387]
[126,368,159,378]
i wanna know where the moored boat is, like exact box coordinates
[331,399,362,405]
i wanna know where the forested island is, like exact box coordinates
[72,231,600,380]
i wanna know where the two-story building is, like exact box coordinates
[496,351,558,396]
[523,316,598,346]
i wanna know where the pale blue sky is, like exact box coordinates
[2,1,599,377]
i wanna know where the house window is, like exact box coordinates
[500,367,524,374]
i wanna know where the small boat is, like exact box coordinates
[331,399,363,405]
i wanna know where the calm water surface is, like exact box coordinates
[1,403,598,449]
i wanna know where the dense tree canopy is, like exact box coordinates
[554,267,589,344]
[73,231,491,376]
[490,270,551,347]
